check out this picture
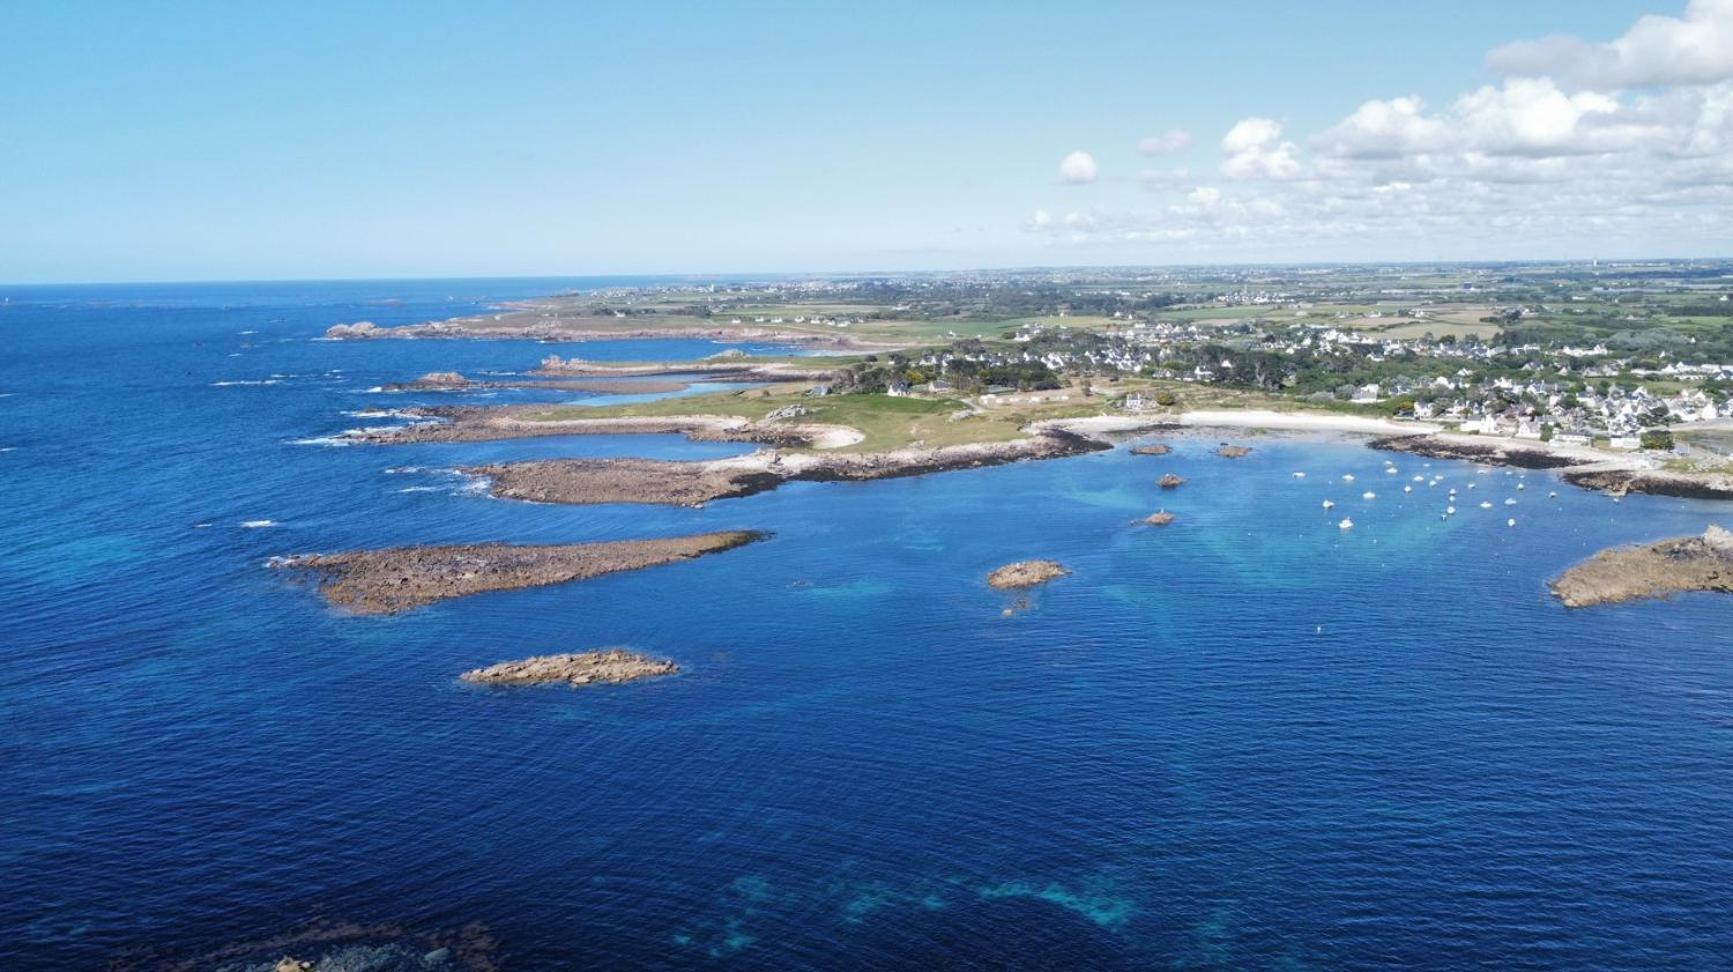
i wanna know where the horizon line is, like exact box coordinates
[5,256,1733,289]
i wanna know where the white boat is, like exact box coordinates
[1322,499,1336,509]
[1516,483,1526,490]
[1479,501,1493,509]
[1447,505,1456,514]
[1403,485,1412,493]
[1343,474,1356,482]
[1507,518,1517,527]
[1293,471,1306,478]
[1504,498,1517,505]
[1362,491,1376,500]
[1338,518,1354,529]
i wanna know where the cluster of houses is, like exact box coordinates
[1422,382,1723,447]
[1006,319,1733,445]
[728,314,863,329]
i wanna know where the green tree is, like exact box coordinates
[1640,429,1675,450]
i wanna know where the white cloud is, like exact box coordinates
[1058,150,1098,184]
[1026,6,1733,258]
[1137,129,1192,155]
[1452,78,1626,155]
[1221,117,1302,179]
[1313,96,1450,158]
[1487,0,1733,90]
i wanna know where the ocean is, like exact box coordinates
[3,279,1733,969]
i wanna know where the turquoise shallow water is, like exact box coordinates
[4,280,1733,969]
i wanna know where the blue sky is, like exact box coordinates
[2,1,1720,282]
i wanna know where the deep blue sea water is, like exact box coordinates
[4,279,1733,969]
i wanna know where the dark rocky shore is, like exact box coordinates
[1372,434,1733,499]
[272,532,765,614]
[1368,434,1579,469]
[1550,525,1733,607]
[1562,468,1733,500]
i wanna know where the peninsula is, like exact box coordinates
[1550,525,1733,608]
[272,531,765,614]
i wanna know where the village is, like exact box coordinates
[837,307,1733,453]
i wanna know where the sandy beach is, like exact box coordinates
[1053,410,1440,437]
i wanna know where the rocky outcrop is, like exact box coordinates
[460,649,677,688]
[1130,443,1171,456]
[1159,473,1186,488]
[1550,525,1733,607]
[382,371,471,391]
[465,458,782,507]
[987,560,1069,589]
[323,321,379,339]
[1215,445,1253,458]
[1144,511,1176,526]
[271,531,765,614]
[1369,434,1578,469]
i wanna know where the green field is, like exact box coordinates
[527,388,1101,452]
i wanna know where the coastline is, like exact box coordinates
[534,356,838,382]
[335,392,1733,504]
[325,303,895,350]
[464,428,1109,506]
[337,407,863,449]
